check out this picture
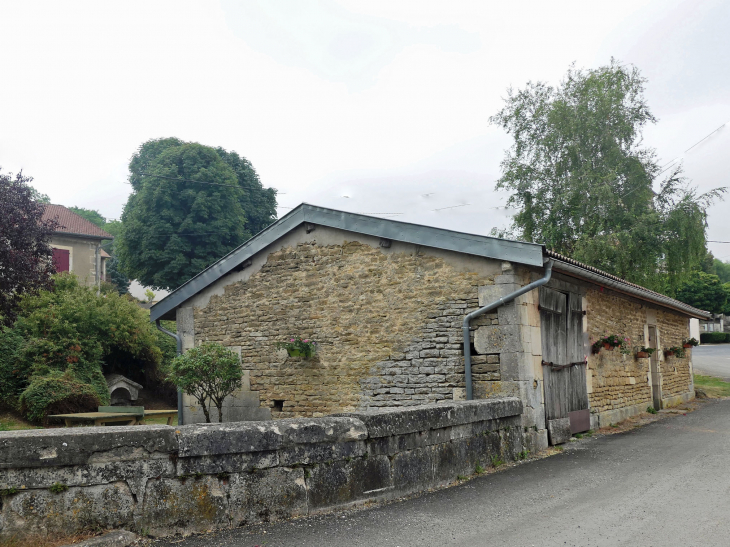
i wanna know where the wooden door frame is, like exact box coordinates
[648,325,662,410]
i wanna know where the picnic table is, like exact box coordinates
[50,406,178,427]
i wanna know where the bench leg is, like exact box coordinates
[166,416,173,426]
[64,419,73,427]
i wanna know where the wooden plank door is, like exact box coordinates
[540,287,590,437]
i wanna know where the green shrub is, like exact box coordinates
[7,273,163,421]
[167,342,242,423]
[0,327,30,410]
[700,332,730,344]
[19,371,102,423]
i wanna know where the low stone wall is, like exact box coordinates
[0,398,523,540]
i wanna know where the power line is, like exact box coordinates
[132,172,275,192]
[433,204,470,211]
[708,240,730,244]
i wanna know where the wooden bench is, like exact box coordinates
[50,406,177,427]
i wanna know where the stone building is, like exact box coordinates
[42,204,113,287]
[150,204,710,448]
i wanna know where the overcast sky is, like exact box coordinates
[1,0,728,259]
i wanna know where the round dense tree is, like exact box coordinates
[490,60,725,294]
[117,141,252,290]
[118,138,277,290]
[0,169,57,326]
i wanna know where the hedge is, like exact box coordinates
[700,332,730,344]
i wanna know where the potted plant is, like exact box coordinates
[277,336,317,359]
[682,338,699,349]
[664,346,685,358]
[592,334,630,354]
[635,347,656,359]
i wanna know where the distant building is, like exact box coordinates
[42,204,113,287]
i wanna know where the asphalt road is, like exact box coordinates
[693,344,730,380]
[153,399,730,547]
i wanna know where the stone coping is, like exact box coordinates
[0,399,522,469]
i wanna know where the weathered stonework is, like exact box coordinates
[0,399,523,540]
[585,285,693,423]
[191,237,500,418]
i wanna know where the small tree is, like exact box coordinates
[167,342,242,423]
[0,169,58,326]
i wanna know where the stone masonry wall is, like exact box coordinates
[657,309,693,398]
[0,399,523,541]
[193,239,499,417]
[585,287,692,414]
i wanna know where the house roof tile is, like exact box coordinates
[42,204,113,239]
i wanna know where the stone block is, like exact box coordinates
[334,398,522,438]
[524,428,548,453]
[391,446,433,494]
[499,352,533,382]
[474,324,522,355]
[547,418,571,445]
[0,426,177,469]
[497,302,519,326]
[306,455,391,509]
[478,284,511,306]
[226,467,308,528]
[7,482,135,537]
[177,417,367,458]
[73,530,139,547]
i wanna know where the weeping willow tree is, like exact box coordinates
[491,59,725,295]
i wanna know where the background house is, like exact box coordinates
[42,204,113,287]
[150,204,711,449]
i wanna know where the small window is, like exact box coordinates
[272,400,284,412]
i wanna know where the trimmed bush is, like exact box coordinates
[700,332,730,344]
[20,371,102,423]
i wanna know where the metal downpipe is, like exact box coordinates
[463,259,554,400]
[156,320,184,426]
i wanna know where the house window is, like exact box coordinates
[52,248,70,272]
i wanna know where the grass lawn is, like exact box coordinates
[0,412,40,431]
[694,374,730,398]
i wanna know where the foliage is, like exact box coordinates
[592,334,630,354]
[166,342,242,423]
[636,346,656,356]
[0,327,29,410]
[490,60,725,294]
[117,138,277,290]
[276,336,317,359]
[646,406,657,414]
[28,186,51,204]
[19,371,102,423]
[675,271,730,314]
[144,289,155,302]
[6,274,162,421]
[665,346,685,358]
[714,259,730,284]
[683,338,699,347]
[694,374,730,398]
[48,482,69,494]
[106,254,131,294]
[0,169,58,326]
[215,146,278,235]
[68,206,107,228]
[700,332,730,344]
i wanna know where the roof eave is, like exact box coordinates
[150,203,544,322]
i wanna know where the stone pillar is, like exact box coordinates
[473,262,548,452]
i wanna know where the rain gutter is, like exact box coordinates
[462,259,554,400]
